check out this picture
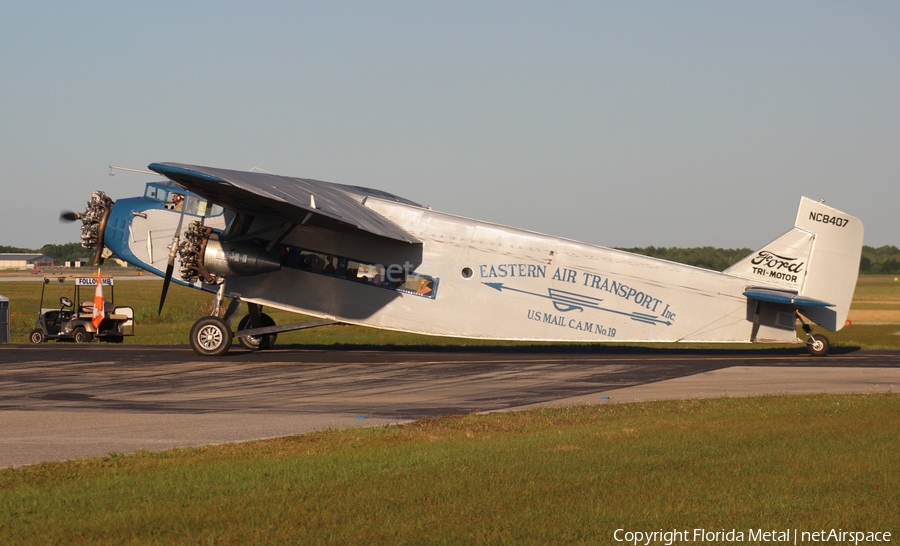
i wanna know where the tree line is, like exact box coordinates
[1,243,92,264]
[615,245,900,274]
[857,245,900,275]
[4,242,900,274]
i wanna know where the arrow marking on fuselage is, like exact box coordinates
[483,282,672,326]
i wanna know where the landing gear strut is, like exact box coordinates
[798,314,830,357]
[187,294,339,357]
[237,312,277,350]
[187,300,278,355]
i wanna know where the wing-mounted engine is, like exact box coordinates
[177,220,281,283]
[178,222,218,283]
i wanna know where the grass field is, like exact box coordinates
[847,275,900,323]
[3,272,899,349]
[1,395,897,544]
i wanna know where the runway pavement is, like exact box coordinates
[1,344,899,468]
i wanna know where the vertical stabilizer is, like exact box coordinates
[724,227,814,292]
[793,197,864,330]
[726,197,863,331]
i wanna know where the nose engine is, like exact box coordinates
[79,191,115,265]
[178,221,281,284]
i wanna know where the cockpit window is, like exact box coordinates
[144,185,168,201]
[144,184,223,217]
[181,196,223,217]
[203,201,224,217]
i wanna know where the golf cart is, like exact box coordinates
[29,276,135,344]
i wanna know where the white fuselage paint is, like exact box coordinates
[220,198,798,345]
[120,196,862,345]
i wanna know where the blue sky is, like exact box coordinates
[2,1,898,250]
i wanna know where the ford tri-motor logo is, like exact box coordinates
[750,251,804,282]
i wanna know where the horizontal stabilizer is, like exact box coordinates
[743,287,834,308]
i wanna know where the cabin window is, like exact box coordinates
[302,251,338,274]
[289,247,437,299]
[402,273,435,295]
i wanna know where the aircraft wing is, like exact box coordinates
[148,162,421,244]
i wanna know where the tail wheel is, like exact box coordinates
[29,329,45,344]
[237,313,277,350]
[73,327,93,344]
[190,316,233,357]
[807,334,830,357]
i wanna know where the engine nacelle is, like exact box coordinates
[178,221,281,283]
[204,234,282,278]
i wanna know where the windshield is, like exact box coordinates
[144,184,223,217]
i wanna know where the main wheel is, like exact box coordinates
[73,326,93,344]
[29,329,45,344]
[807,334,830,357]
[236,313,277,350]
[190,316,233,357]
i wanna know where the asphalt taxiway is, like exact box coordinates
[2,344,899,468]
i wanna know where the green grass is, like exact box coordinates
[851,275,900,308]
[1,394,898,544]
[822,323,900,351]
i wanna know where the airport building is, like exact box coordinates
[0,253,55,270]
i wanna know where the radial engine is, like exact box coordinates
[177,221,281,284]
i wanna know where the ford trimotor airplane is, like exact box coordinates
[62,163,863,357]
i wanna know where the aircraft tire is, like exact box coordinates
[190,316,233,357]
[807,334,830,357]
[73,327,93,344]
[29,329,45,344]
[237,313,277,351]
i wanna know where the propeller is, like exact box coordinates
[59,210,82,222]
[158,201,188,315]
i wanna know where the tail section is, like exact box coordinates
[725,197,864,331]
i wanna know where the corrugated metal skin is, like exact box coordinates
[149,163,420,244]
[228,197,787,344]
[137,167,857,346]
[127,209,226,277]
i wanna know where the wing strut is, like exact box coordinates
[265,222,297,253]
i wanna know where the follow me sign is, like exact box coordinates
[74,277,114,286]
